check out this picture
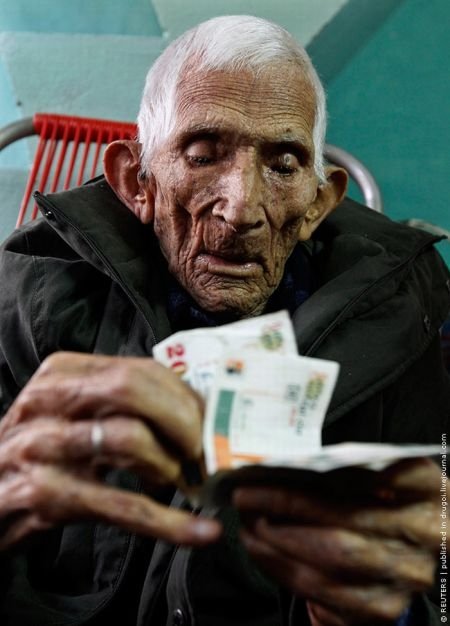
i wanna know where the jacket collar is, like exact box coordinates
[35,177,172,344]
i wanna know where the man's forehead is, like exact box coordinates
[174,64,316,144]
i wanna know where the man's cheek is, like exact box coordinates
[154,211,185,253]
[167,170,206,212]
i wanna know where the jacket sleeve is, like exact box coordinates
[0,227,43,415]
[381,331,450,444]
[0,221,111,416]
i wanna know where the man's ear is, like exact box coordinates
[298,166,348,241]
[103,140,154,224]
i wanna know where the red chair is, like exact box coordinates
[0,113,136,227]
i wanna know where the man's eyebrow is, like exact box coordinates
[269,136,312,151]
[176,125,313,156]
[176,125,223,145]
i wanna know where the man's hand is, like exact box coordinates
[233,458,442,625]
[0,352,221,550]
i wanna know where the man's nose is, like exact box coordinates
[212,150,266,232]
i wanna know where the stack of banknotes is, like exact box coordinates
[154,311,440,503]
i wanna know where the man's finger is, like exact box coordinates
[233,486,440,549]
[6,353,204,459]
[376,457,442,495]
[1,416,183,485]
[306,601,358,626]
[239,528,411,624]
[0,464,222,550]
[247,518,435,588]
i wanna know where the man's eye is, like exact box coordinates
[271,153,300,175]
[188,155,213,165]
[185,139,217,166]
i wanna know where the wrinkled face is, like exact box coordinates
[148,64,321,317]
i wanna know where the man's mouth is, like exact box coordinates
[197,250,263,278]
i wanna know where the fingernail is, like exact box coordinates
[191,519,222,539]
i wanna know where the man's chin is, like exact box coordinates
[188,285,268,319]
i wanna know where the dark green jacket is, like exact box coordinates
[0,178,449,625]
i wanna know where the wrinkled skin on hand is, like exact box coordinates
[0,352,222,550]
[233,459,444,625]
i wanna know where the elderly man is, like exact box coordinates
[0,15,448,626]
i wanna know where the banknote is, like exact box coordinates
[202,349,340,474]
[198,441,442,507]
[213,441,443,473]
[153,310,297,400]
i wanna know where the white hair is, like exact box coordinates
[137,15,327,180]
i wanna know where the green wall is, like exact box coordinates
[324,0,450,265]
